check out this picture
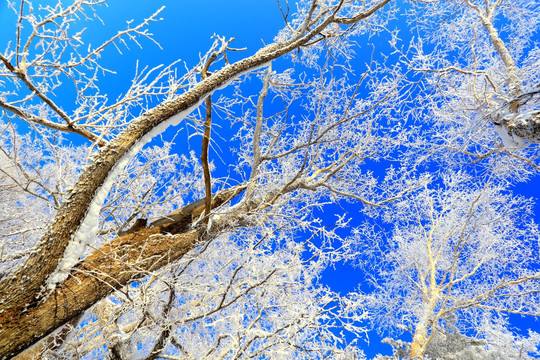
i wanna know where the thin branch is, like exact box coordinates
[0,98,106,146]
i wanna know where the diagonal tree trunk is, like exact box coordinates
[1,186,244,359]
[0,2,392,357]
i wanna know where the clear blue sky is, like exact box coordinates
[1,1,539,357]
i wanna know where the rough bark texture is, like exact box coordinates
[501,111,540,144]
[0,2,392,357]
[0,229,199,358]
[0,186,245,359]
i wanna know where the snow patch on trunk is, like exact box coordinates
[494,123,526,149]
[45,63,270,289]
[45,101,203,288]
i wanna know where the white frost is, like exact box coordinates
[46,100,204,288]
[46,63,270,289]
[494,123,526,149]
[0,150,25,186]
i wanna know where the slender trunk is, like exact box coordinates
[201,96,213,220]
[478,13,521,101]
[410,293,439,358]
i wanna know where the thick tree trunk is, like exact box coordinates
[0,2,392,357]
[0,186,244,359]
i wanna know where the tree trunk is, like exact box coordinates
[409,295,439,358]
[0,186,243,359]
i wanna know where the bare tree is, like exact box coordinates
[351,173,540,358]
[0,0,398,358]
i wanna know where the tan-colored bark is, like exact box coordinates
[0,185,245,359]
[464,0,522,106]
[410,332,427,359]
[0,229,199,358]
[0,2,392,357]
[409,297,438,358]
[12,315,82,360]
[478,14,521,99]
[410,214,442,359]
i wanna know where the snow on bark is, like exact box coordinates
[494,123,526,148]
[45,102,203,288]
[493,110,540,148]
[46,64,269,288]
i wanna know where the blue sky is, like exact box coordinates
[92,2,540,356]
[2,1,540,358]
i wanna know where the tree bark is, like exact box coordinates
[0,2,392,357]
[409,294,439,358]
[0,186,244,359]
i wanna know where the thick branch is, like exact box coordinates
[1,230,200,359]
[0,1,391,355]
[475,9,521,98]
[0,186,245,359]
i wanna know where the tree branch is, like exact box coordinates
[0,185,245,358]
[0,98,107,146]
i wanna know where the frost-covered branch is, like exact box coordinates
[0,1,395,357]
